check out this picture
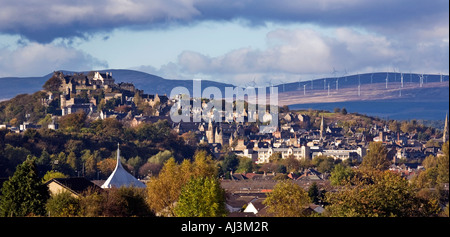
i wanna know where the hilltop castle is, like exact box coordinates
[51,71,168,116]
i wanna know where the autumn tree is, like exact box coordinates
[0,158,50,216]
[360,142,391,171]
[146,150,217,216]
[437,141,449,184]
[58,111,87,132]
[146,158,188,216]
[263,180,311,217]
[43,74,62,93]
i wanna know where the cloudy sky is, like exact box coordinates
[0,0,448,86]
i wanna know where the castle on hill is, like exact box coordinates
[51,71,168,116]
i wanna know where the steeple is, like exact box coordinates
[101,143,146,188]
[320,114,325,140]
[444,113,449,143]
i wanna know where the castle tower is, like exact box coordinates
[444,113,449,143]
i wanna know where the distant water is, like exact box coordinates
[289,100,449,121]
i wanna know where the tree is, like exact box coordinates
[102,186,153,217]
[148,150,173,165]
[146,158,186,216]
[46,191,80,217]
[0,158,50,216]
[325,171,440,217]
[43,74,62,93]
[58,111,87,132]
[308,182,320,204]
[146,152,218,217]
[360,142,391,171]
[66,151,80,174]
[174,177,227,217]
[192,150,217,178]
[268,152,282,163]
[283,155,301,173]
[263,180,310,217]
[341,107,347,115]
[42,170,68,184]
[221,152,239,177]
[313,155,336,173]
[330,163,355,186]
[437,142,449,184]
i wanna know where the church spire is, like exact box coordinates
[444,113,449,143]
[320,114,325,140]
[101,143,146,188]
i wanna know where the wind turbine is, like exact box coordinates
[358,74,361,97]
[400,72,404,88]
[303,84,306,96]
[328,83,330,96]
[385,72,389,89]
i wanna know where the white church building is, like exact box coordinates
[101,144,146,188]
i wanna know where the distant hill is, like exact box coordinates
[0,69,235,101]
[281,72,449,121]
[1,70,448,120]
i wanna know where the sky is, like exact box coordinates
[0,0,448,86]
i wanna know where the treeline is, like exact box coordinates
[0,113,195,179]
[0,150,225,217]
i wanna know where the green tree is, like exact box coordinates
[175,177,227,217]
[308,182,320,204]
[221,152,239,174]
[0,158,50,216]
[313,155,336,173]
[66,151,80,173]
[360,142,391,171]
[148,150,173,165]
[330,163,355,186]
[263,180,310,217]
[146,152,217,216]
[42,170,68,184]
[46,191,80,217]
[325,171,440,217]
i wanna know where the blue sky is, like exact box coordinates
[0,0,448,86]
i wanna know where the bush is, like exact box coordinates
[46,191,80,217]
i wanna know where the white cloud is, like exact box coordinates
[0,42,108,77]
[146,26,448,86]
